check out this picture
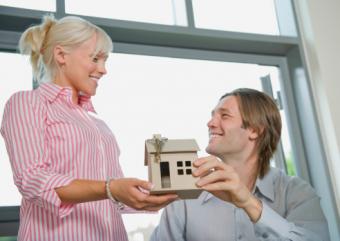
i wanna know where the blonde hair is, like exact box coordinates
[19,14,113,83]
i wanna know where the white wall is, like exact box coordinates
[293,0,340,212]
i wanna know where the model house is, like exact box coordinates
[144,134,202,199]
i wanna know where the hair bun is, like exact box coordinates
[40,14,57,53]
[41,15,56,35]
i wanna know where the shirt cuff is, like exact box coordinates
[39,174,75,218]
[255,201,292,235]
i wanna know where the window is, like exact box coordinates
[1,1,338,240]
[177,161,193,175]
[192,0,279,35]
[0,52,296,240]
[0,0,56,11]
[66,0,187,26]
[0,53,31,207]
[90,52,295,240]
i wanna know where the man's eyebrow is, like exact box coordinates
[219,107,232,114]
[211,107,232,115]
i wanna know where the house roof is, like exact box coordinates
[144,138,200,165]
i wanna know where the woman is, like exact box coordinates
[0,15,177,241]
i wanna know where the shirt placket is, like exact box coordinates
[76,106,113,229]
[235,208,245,241]
[77,107,108,178]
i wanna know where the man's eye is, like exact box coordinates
[93,57,99,63]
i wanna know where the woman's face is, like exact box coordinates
[55,33,108,102]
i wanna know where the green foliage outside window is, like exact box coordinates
[285,152,296,176]
[0,237,17,241]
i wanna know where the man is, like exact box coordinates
[150,88,329,241]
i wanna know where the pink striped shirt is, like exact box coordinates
[1,83,129,241]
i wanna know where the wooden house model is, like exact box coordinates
[144,134,202,199]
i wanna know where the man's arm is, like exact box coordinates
[193,157,330,241]
[254,176,330,241]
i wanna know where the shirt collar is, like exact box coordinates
[200,167,276,205]
[38,82,96,113]
[254,168,275,201]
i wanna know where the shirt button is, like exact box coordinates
[238,235,242,240]
[262,233,268,239]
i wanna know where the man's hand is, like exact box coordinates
[193,156,262,222]
[110,178,178,211]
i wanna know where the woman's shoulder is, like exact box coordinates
[5,88,45,110]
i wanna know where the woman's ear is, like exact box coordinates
[54,45,66,65]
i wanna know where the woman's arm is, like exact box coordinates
[55,178,177,211]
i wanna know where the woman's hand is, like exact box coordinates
[110,178,178,211]
[193,156,262,222]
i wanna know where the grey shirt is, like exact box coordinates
[150,168,329,241]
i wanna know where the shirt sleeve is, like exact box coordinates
[254,177,330,241]
[150,201,187,241]
[0,92,75,218]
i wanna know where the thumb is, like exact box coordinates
[136,179,154,191]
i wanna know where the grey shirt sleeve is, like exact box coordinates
[150,200,186,241]
[254,177,330,241]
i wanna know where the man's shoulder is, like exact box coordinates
[268,167,317,197]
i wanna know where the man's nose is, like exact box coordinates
[207,115,218,128]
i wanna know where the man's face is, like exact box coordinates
[205,96,257,159]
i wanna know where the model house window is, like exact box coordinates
[176,160,193,175]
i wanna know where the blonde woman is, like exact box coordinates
[0,15,177,241]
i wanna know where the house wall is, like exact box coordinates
[150,153,199,191]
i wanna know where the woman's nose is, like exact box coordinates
[98,62,107,75]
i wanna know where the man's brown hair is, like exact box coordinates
[220,88,282,178]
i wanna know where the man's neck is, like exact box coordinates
[221,152,259,191]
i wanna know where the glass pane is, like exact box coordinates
[0,0,56,11]
[66,0,187,26]
[92,53,284,240]
[0,53,32,206]
[270,70,296,176]
[192,0,279,35]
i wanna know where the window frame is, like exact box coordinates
[0,0,338,238]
